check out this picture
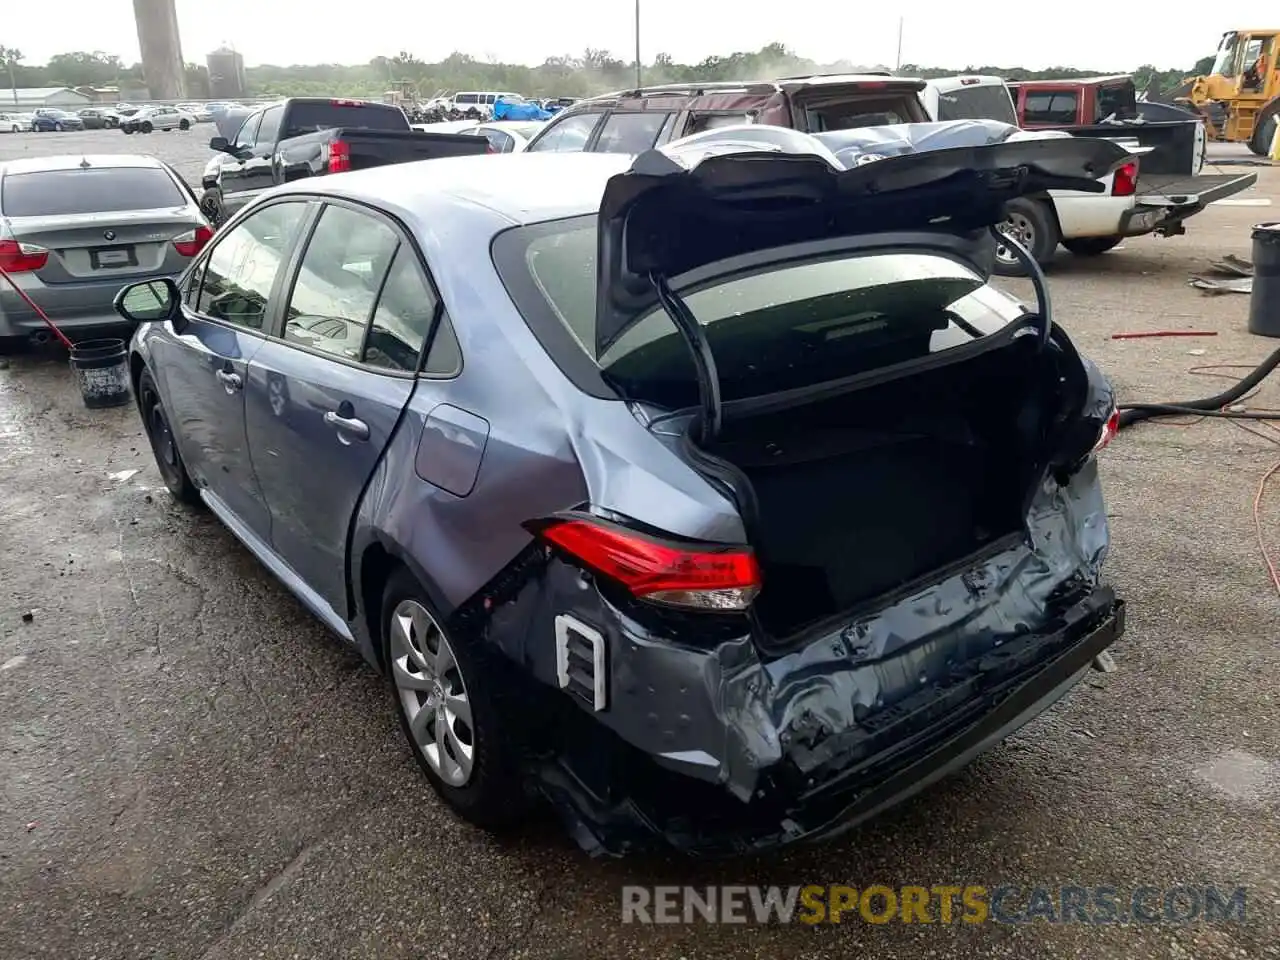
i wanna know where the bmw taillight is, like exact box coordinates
[172,225,213,257]
[529,514,762,611]
[327,140,351,173]
[0,239,49,273]
[1111,161,1138,197]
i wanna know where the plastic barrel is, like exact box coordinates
[1249,223,1280,338]
[69,338,132,408]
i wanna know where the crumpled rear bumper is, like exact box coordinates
[535,585,1124,857]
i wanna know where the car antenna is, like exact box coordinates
[78,157,91,169]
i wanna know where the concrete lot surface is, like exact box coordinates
[1,129,1279,959]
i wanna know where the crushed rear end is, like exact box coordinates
[490,127,1129,856]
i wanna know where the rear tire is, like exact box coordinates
[54,122,63,132]
[137,368,200,506]
[1062,235,1124,256]
[993,198,1060,277]
[381,567,528,830]
[123,126,134,135]
[179,119,190,130]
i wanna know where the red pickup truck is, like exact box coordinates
[1009,76,1206,177]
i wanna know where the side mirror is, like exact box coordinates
[114,278,180,325]
[209,135,230,153]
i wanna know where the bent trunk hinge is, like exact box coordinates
[650,271,724,440]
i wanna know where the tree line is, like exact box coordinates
[0,44,1217,101]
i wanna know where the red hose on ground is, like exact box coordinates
[0,263,75,349]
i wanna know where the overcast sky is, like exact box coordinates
[6,1,1235,70]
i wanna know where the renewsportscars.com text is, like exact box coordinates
[620,884,1248,925]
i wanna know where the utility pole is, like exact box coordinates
[634,0,642,89]
[894,17,904,73]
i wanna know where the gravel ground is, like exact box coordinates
[1,129,1279,959]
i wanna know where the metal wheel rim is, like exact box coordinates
[995,212,1035,265]
[389,599,475,787]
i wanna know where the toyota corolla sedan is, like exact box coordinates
[113,129,1127,857]
[0,155,211,346]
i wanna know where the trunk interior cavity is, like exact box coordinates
[698,339,1070,640]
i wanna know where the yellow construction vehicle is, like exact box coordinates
[1176,29,1280,154]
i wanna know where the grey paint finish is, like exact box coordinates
[415,404,491,497]
[130,144,1122,855]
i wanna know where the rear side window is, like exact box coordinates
[498,219,1027,408]
[1023,91,1078,125]
[526,112,602,152]
[593,112,669,153]
[283,205,400,361]
[282,102,408,138]
[1094,84,1136,121]
[455,94,478,105]
[935,85,1018,125]
[0,167,186,216]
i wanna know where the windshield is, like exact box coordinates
[1211,32,1239,76]
[497,217,1029,408]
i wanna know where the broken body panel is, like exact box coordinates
[340,131,1130,856]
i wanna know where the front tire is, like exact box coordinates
[54,122,63,132]
[123,126,134,135]
[381,568,528,830]
[1249,111,1278,156]
[1062,235,1124,256]
[137,368,200,505]
[179,119,190,130]
[141,121,153,133]
[993,198,1060,277]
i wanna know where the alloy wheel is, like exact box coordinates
[389,599,475,787]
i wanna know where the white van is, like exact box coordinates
[450,91,521,118]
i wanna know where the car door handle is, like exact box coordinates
[215,369,242,390]
[324,410,370,442]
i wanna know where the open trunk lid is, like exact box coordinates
[593,125,1137,400]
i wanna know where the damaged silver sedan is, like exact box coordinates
[116,123,1128,858]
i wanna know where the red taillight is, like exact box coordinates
[1093,408,1121,453]
[172,224,213,257]
[0,239,49,273]
[1111,161,1138,197]
[330,99,364,106]
[531,515,762,611]
[327,140,351,173]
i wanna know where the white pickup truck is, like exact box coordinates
[922,75,1257,275]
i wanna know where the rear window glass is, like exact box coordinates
[1,167,186,216]
[283,102,408,137]
[1023,91,1078,125]
[935,85,1018,124]
[498,218,1027,408]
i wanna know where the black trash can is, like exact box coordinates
[1248,222,1280,338]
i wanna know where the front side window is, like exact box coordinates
[196,202,309,331]
[255,105,283,145]
[282,204,400,361]
[593,112,669,153]
[498,218,1028,408]
[233,112,262,150]
[1023,91,1078,125]
[526,112,602,153]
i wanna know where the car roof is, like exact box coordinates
[1011,75,1132,88]
[0,154,170,175]
[279,152,633,226]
